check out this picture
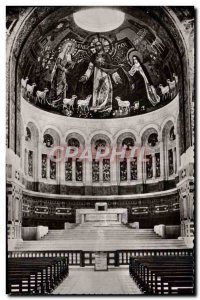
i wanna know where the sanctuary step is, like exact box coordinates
[14,223,188,251]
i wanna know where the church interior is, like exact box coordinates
[6,6,195,295]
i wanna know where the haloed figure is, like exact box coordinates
[51,41,76,98]
[79,41,123,112]
[128,56,160,108]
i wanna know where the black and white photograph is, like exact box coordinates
[5,5,195,295]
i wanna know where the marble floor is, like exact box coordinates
[53,267,142,295]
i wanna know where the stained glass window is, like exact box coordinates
[146,154,153,179]
[42,154,47,178]
[169,126,176,141]
[43,134,54,147]
[76,159,83,181]
[120,158,127,181]
[130,157,137,180]
[168,149,174,175]
[65,158,72,181]
[92,160,99,182]
[103,159,110,182]
[50,157,56,179]
[148,133,158,147]
[122,138,134,150]
[28,150,33,177]
[25,127,31,141]
[155,153,160,178]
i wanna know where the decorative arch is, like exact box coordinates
[25,121,39,146]
[89,131,112,146]
[141,127,159,146]
[91,134,111,147]
[115,131,138,146]
[65,132,85,147]
[139,123,160,141]
[162,120,175,140]
[161,117,176,133]
[23,121,39,181]
[42,127,61,147]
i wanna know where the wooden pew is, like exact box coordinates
[8,258,68,292]
[129,256,194,295]
[7,257,69,295]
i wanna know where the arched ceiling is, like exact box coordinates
[16,7,182,85]
[6,8,194,154]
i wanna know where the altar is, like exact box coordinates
[76,203,127,224]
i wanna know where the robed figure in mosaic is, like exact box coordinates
[79,41,127,112]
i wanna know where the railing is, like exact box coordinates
[8,248,193,267]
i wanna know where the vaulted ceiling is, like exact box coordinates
[7,6,188,86]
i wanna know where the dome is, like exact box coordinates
[18,7,182,119]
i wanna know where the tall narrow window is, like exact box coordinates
[130,157,137,180]
[92,160,99,182]
[65,158,72,181]
[43,134,54,147]
[169,126,176,141]
[28,150,33,177]
[25,127,31,141]
[148,133,158,147]
[120,158,127,181]
[50,157,56,180]
[168,149,174,175]
[103,159,110,182]
[76,159,83,182]
[146,155,153,179]
[42,154,47,178]
[155,153,160,178]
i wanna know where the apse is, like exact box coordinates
[19,7,182,120]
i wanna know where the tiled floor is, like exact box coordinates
[53,267,142,295]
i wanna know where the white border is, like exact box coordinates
[1,2,198,299]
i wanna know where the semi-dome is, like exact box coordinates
[18,7,182,119]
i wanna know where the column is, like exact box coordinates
[60,157,66,185]
[142,159,146,183]
[111,158,117,185]
[137,147,143,182]
[99,160,103,183]
[160,141,164,179]
[176,133,180,171]
[118,214,122,223]
[127,158,131,183]
[37,142,42,181]
[72,159,76,182]
[164,143,168,179]
[85,159,92,185]
[81,214,85,224]
[56,148,61,185]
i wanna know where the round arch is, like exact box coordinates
[89,130,113,145]
[113,129,139,145]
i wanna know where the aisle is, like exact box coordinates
[53,267,142,295]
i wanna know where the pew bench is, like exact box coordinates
[129,256,194,295]
[7,257,69,295]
